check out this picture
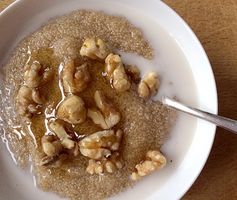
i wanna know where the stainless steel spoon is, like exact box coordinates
[162,97,237,133]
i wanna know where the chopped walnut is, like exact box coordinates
[105,53,131,92]
[138,81,150,99]
[49,121,76,149]
[113,65,131,92]
[125,65,141,83]
[105,53,122,77]
[24,62,53,88]
[131,150,166,181]
[87,108,108,129]
[138,72,159,99]
[92,90,120,129]
[57,95,87,124]
[62,60,91,93]
[79,129,122,160]
[41,135,63,157]
[80,38,110,60]
[87,106,120,130]
[80,148,111,161]
[16,86,44,118]
[86,152,123,175]
[40,133,79,167]
[86,159,103,174]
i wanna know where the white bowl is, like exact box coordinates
[0,0,217,200]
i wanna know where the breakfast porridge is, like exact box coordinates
[0,10,177,200]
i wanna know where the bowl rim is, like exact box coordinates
[0,0,218,199]
[154,1,218,198]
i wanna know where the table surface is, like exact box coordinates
[1,0,237,199]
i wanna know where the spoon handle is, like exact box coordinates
[162,97,237,133]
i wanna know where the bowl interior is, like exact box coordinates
[0,0,217,200]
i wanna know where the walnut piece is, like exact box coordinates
[131,150,166,181]
[90,90,120,129]
[113,65,131,92]
[80,38,110,60]
[16,86,44,118]
[88,91,120,129]
[41,135,63,157]
[87,108,108,129]
[138,72,159,99]
[79,129,122,160]
[105,53,131,92]
[24,62,53,88]
[105,53,122,77]
[86,159,103,174]
[40,133,79,167]
[57,95,87,124]
[49,121,76,149]
[62,60,91,93]
[86,152,123,175]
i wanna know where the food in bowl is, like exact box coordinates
[1,10,176,200]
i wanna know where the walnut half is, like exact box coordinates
[79,129,122,160]
[131,150,166,181]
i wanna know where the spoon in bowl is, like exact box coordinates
[162,97,237,133]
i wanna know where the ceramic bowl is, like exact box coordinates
[0,0,217,199]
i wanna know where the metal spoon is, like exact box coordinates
[162,97,237,133]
